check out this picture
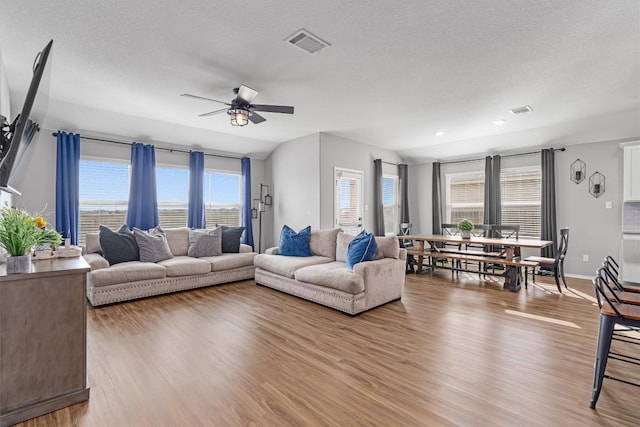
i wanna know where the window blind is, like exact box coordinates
[338,177,360,226]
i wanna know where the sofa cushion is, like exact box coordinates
[83,253,109,271]
[279,225,312,257]
[346,230,377,269]
[374,235,401,260]
[336,232,354,262]
[165,227,190,256]
[254,254,333,279]
[188,228,222,257]
[309,228,342,259]
[90,261,166,287]
[85,233,102,254]
[201,252,256,272]
[221,226,245,253]
[157,256,212,277]
[134,226,173,263]
[99,224,140,265]
[294,261,365,294]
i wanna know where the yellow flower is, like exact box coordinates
[34,216,47,229]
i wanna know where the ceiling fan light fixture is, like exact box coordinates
[229,108,249,126]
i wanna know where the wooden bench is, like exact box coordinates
[406,248,538,287]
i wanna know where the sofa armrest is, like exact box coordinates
[83,253,110,271]
[265,247,279,255]
[353,258,405,306]
[239,244,253,253]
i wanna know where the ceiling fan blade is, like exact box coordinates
[181,93,230,105]
[251,104,294,114]
[249,112,266,124]
[199,108,228,117]
[236,85,258,104]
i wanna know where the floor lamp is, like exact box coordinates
[251,184,272,253]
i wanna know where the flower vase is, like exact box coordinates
[6,254,32,274]
[461,230,471,239]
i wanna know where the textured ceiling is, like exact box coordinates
[1,0,639,162]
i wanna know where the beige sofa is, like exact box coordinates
[253,228,406,315]
[83,227,256,306]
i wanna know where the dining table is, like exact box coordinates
[399,234,553,291]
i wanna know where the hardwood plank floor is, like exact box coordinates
[13,271,640,426]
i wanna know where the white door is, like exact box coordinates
[335,168,363,235]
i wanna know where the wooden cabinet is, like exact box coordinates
[0,257,90,427]
[623,142,640,201]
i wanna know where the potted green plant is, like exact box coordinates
[457,219,474,239]
[0,208,62,273]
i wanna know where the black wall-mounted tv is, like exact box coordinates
[0,39,53,195]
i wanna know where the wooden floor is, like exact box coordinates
[15,271,640,426]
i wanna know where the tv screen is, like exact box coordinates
[0,39,53,195]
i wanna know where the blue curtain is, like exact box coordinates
[188,151,205,228]
[241,157,255,249]
[55,131,80,244]
[126,142,158,230]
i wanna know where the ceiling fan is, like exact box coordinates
[181,85,294,126]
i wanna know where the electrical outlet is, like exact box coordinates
[606,201,612,209]
[583,254,589,262]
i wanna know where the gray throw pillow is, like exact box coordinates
[221,226,245,253]
[188,227,222,257]
[133,226,173,263]
[99,224,139,265]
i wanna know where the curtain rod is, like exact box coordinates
[51,132,243,160]
[439,147,565,165]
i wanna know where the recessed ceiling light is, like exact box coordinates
[493,119,506,125]
[435,131,444,136]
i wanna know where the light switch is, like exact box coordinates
[606,201,612,209]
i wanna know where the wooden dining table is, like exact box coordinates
[399,234,553,291]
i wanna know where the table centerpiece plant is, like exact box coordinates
[0,207,62,273]
[457,218,474,239]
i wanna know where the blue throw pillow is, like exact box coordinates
[279,225,312,257]
[346,230,378,269]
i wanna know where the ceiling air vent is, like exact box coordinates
[509,105,533,115]
[285,29,330,55]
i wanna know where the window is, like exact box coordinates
[156,166,189,229]
[204,171,241,228]
[501,167,541,238]
[382,175,399,235]
[445,171,485,226]
[79,159,130,245]
[445,167,541,238]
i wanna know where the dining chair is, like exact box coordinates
[602,256,640,294]
[399,223,416,274]
[524,228,569,293]
[590,272,640,409]
[484,225,521,276]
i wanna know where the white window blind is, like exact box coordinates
[156,166,189,229]
[446,171,485,225]
[501,167,541,238]
[204,171,241,228]
[338,176,360,227]
[383,175,399,235]
[79,159,130,245]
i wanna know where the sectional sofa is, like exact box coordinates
[83,227,256,306]
[253,228,406,315]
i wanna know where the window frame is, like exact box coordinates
[203,168,242,228]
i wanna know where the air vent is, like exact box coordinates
[509,105,533,115]
[285,29,330,55]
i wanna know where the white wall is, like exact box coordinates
[319,133,402,231]
[408,139,633,277]
[266,133,320,250]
